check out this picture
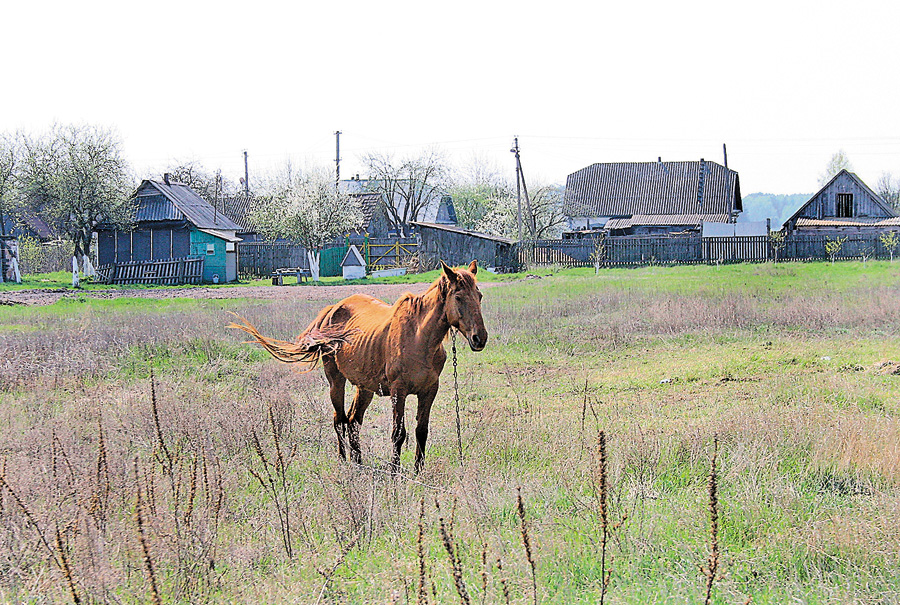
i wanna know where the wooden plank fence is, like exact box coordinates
[238,242,310,277]
[516,232,900,269]
[702,236,769,263]
[95,256,204,285]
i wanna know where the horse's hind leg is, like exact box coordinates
[323,356,348,460]
[347,388,374,465]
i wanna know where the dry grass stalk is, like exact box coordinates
[0,472,56,557]
[134,459,162,605]
[701,435,720,605]
[436,498,470,605]
[496,558,511,605]
[184,457,198,527]
[597,430,610,604]
[250,427,293,558]
[516,487,537,605]
[55,523,81,605]
[149,368,175,475]
[314,532,361,605]
[480,543,488,605]
[417,497,429,605]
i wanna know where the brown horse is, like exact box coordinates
[229,260,487,473]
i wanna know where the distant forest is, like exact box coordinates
[739,192,811,229]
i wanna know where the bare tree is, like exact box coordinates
[875,172,900,211]
[819,150,853,186]
[248,165,361,280]
[20,124,135,271]
[362,148,449,236]
[162,161,237,205]
[0,132,22,237]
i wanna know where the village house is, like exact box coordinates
[562,159,742,237]
[96,175,242,282]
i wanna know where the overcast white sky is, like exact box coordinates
[3,0,900,195]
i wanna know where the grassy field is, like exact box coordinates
[1,261,899,603]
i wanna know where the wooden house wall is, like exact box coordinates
[98,227,191,265]
[796,172,891,221]
[417,227,514,269]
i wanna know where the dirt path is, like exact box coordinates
[0,281,505,307]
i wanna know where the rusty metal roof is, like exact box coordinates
[564,160,741,218]
[796,217,900,227]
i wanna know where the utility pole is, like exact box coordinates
[510,137,535,240]
[335,130,342,191]
[243,150,249,196]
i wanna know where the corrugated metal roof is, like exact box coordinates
[630,213,728,226]
[796,217,900,227]
[136,180,243,231]
[412,221,516,244]
[135,194,182,222]
[564,161,741,218]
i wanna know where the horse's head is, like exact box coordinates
[442,260,488,352]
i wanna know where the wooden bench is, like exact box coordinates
[271,267,311,285]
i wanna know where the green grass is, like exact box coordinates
[1,260,899,603]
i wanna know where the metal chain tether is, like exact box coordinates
[451,328,463,464]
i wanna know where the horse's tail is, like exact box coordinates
[227,314,353,372]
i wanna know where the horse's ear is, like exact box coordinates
[441,260,458,283]
[468,259,478,275]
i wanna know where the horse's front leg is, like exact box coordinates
[389,388,408,474]
[323,357,348,461]
[414,383,439,474]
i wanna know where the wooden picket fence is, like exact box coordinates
[516,232,900,269]
[95,256,204,285]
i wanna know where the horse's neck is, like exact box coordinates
[415,283,451,349]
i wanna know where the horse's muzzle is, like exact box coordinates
[469,332,487,352]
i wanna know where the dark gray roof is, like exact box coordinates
[564,160,741,218]
[221,192,257,232]
[412,221,516,244]
[135,180,242,231]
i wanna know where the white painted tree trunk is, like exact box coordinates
[10,257,21,283]
[72,256,80,287]
[307,250,321,281]
[81,254,96,277]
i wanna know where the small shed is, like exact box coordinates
[97,175,243,283]
[341,245,367,280]
[413,222,517,271]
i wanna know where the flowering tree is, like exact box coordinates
[249,166,361,280]
[880,231,899,262]
[20,124,134,276]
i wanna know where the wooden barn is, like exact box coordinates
[563,159,742,236]
[97,175,243,283]
[782,170,899,234]
[413,222,516,271]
